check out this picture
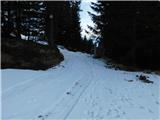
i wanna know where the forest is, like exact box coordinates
[1,1,93,70]
[1,1,160,70]
[89,1,160,70]
[1,1,160,119]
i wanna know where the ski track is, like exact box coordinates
[2,48,160,120]
[35,53,95,120]
[2,52,75,99]
[2,71,55,94]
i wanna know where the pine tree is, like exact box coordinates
[1,1,47,42]
[46,1,70,47]
[89,1,160,69]
[46,1,82,50]
[68,1,82,50]
[21,1,46,41]
[1,1,17,38]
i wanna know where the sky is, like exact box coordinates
[80,0,97,38]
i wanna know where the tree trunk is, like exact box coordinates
[16,2,21,40]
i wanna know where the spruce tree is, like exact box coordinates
[89,1,160,69]
[69,1,82,50]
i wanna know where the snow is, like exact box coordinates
[21,34,29,40]
[36,41,48,45]
[20,34,48,45]
[10,32,16,37]
[1,47,160,120]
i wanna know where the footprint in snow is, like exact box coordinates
[115,114,121,118]
[114,109,119,114]
[90,95,93,99]
[92,100,98,107]
[155,101,159,105]
[121,97,125,102]
[107,109,111,116]
[139,106,145,109]
[104,87,112,94]
[118,106,121,110]
[122,111,126,115]
[84,98,87,102]
[109,89,113,94]
[151,94,155,97]
[96,96,99,99]
[88,111,94,118]
[148,109,153,113]
[61,65,65,68]
[66,92,71,95]
[75,82,79,86]
[37,115,45,120]
[99,107,103,112]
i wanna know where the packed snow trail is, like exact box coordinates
[1,47,160,120]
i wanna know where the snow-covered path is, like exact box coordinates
[1,48,160,120]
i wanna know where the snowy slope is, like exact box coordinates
[1,47,160,120]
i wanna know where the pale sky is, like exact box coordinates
[80,0,97,38]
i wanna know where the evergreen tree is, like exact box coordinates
[46,1,72,47]
[89,1,160,69]
[1,1,17,38]
[45,1,82,50]
[68,1,82,50]
[1,1,47,42]
[21,1,46,41]
[2,1,83,52]
[80,35,93,53]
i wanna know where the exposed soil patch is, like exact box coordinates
[136,74,154,84]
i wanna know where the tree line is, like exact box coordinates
[89,1,160,70]
[1,1,93,53]
[2,1,159,70]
